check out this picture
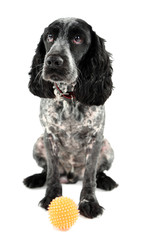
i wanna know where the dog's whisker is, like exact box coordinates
[31,63,44,70]
[33,69,43,82]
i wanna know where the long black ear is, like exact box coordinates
[74,29,113,106]
[28,35,55,98]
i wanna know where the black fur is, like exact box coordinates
[75,30,113,106]
[79,199,104,219]
[23,170,46,188]
[28,36,55,98]
[96,172,118,191]
[28,20,113,105]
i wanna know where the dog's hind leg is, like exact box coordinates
[96,139,118,190]
[23,135,47,188]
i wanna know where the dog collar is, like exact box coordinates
[55,83,76,100]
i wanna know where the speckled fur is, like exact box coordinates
[24,18,118,218]
[37,93,113,179]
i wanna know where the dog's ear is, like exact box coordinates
[28,35,55,98]
[74,29,113,106]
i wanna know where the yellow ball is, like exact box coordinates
[48,196,79,230]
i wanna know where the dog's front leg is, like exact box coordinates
[79,139,103,218]
[39,131,62,209]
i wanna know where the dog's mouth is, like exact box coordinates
[42,67,69,82]
[48,74,64,82]
[42,67,74,83]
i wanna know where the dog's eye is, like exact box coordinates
[73,36,83,44]
[47,34,54,43]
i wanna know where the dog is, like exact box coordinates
[23,18,118,218]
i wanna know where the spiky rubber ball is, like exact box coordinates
[48,196,79,230]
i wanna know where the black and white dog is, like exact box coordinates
[24,18,118,218]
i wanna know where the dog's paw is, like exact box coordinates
[79,199,103,218]
[96,172,118,191]
[39,196,53,210]
[39,186,62,210]
[23,173,46,188]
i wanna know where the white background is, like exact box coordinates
[0,0,142,239]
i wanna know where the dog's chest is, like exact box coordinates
[40,98,105,176]
[40,98,105,148]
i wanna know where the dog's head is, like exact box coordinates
[29,18,113,105]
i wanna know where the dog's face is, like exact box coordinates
[29,18,113,105]
[42,18,91,84]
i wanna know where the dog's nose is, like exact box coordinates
[46,55,64,68]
